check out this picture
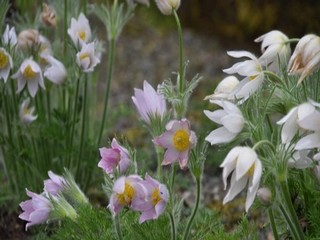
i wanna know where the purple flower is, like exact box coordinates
[19,189,52,230]
[132,174,168,223]
[44,171,66,196]
[108,175,147,216]
[153,119,197,169]
[98,138,131,175]
[132,80,166,124]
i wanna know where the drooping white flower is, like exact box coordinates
[0,47,13,82]
[43,56,67,84]
[2,24,17,48]
[288,149,313,169]
[19,98,37,123]
[221,146,262,212]
[67,13,91,47]
[204,76,239,102]
[223,51,264,101]
[76,42,100,72]
[155,0,180,15]
[12,58,45,97]
[288,34,320,84]
[255,30,291,73]
[204,100,244,145]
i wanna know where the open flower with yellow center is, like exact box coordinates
[223,51,264,102]
[153,119,197,169]
[67,13,91,47]
[19,98,37,124]
[204,100,244,145]
[108,175,146,216]
[12,59,45,97]
[131,174,168,223]
[0,48,13,83]
[2,24,17,48]
[220,146,262,212]
[76,42,100,72]
[288,34,320,85]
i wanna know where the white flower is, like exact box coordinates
[204,100,244,145]
[288,149,313,169]
[221,146,262,212]
[44,56,67,84]
[255,30,291,73]
[155,0,180,15]
[19,98,37,123]
[277,102,318,144]
[223,51,264,101]
[2,24,17,48]
[288,34,320,85]
[0,48,13,82]
[204,76,239,102]
[76,42,100,72]
[67,13,91,47]
[12,59,45,97]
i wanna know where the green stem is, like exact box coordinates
[156,146,163,180]
[268,208,279,240]
[173,9,183,94]
[279,204,300,240]
[46,89,51,123]
[285,38,300,44]
[183,176,201,240]
[97,38,116,146]
[64,0,67,56]
[169,212,176,240]
[279,180,304,239]
[115,215,123,240]
[3,88,13,146]
[252,139,275,152]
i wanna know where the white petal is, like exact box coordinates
[203,109,226,124]
[221,114,244,133]
[295,133,320,150]
[235,147,257,180]
[223,171,248,204]
[205,127,236,145]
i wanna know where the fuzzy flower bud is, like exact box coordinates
[257,187,272,205]
[155,0,181,15]
[17,29,39,50]
[41,3,57,27]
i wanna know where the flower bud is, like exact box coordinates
[257,187,272,205]
[155,0,181,15]
[17,29,39,50]
[41,3,57,28]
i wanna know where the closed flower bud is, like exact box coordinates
[257,187,272,205]
[155,0,181,15]
[17,29,39,50]
[41,3,57,28]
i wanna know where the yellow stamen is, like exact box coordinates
[151,188,162,206]
[249,75,257,81]
[116,182,135,206]
[79,53,90,61]
[23,65,36,79]
[246,163,255,177]
[0,50,9,69]
[78,31,86,41]
[173,130,190,152]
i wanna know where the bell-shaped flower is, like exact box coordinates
[98,138,131,175]
[44,171,66,196]
[12,58,45,97]
[288,34,320,84]
[19,98,37,123]
[19,189,52,230]
[76,42,100,72]
[295,132,320,150]
[0,47,13,82]
[43,55,67,84]
[67,13,91,47]
[255,30,291,73]
[132,80,167,124]
[41,3,57,28]
[17,29,39,51]
[153,119,197,169]
[108,175,147,215]
[204,100,244,145]
[288,149,313,169]
[221,146,262,212]
[277,101,318,144]
[223,51,264,101]
[132,174,169,223]
[204,76,239,102]
[2,24,17,48]
[155,0,180,15]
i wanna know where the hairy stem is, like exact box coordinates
[169,212,176,240]
[268,208,279,240]
[173,10,183,94]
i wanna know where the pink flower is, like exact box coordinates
[19,189,52,230]
[108,175,147,215]
[132,80,166,124]
[133,174,168,223]
[153,119,197,169]
[44,171,66,196]
[98,138,131,175]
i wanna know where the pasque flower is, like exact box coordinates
[0,47,13,82]
[288,34,320,84]
[155,0,181,15]
[98,138,131,175]
[204,76,239,102]
[204,100,244,145]
[255,30,291,72]
[19,98,38,123]
[41,3,57,28]
[2,24,17,47]
[108,175,147,215]
[17,29,39,50]
[132,80,167,124]
[132,174,168,223]
[12,58,45,97]
[68,13,91,47]
[43,55,67,84]
[44,171,66,196]
[221,146,262,212]
[223,51,264,101]
[19,189,52,230]
[153,119,197,169]
[76,42,100,72]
